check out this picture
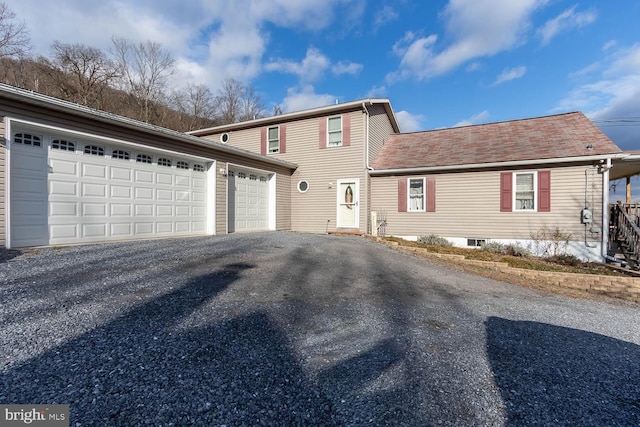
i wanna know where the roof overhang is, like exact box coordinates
[0,83,298,171]
[610,152,640,181]
[369,153,627,176]
[189,98,401,135]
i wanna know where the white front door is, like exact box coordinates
[336,179,359,228]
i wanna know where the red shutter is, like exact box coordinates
[319,118,326,149]
[260,127,266,155]
[398,178,407,212]
[280,124,286,154]
[426,177,436,212]
[342,113,351,146]
[538,170,551,212]
[500,172,512,212]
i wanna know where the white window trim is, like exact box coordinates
[268,126,280,153]
[408,177,426,212]
[513,171,538,212]
[327,116,343,147]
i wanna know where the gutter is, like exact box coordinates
[0,83,298,171]
[369,153,627,175]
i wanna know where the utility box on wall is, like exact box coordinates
[581,208,593,224]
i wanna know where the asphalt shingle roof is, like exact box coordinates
[371,112,622,171]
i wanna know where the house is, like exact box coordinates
[3,82,639,262]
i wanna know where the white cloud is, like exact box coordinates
[396,111,426,133]
[387,0,547,82]
[265,47,331,82]
[602,40,617,51]
[453,110,490,127]
[374,5,398,29]
[332,61,363,76]
[491,66,526,86]
[555,44,640,149]
[537,5,597,46]
[366,85,387,98]
[280,85,337,112]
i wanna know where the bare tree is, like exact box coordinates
[215,78,265,124]
[111,37,175,123]
[46,41,120,107]
[0,2,31,58]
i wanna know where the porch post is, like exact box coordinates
[627,176,632,204]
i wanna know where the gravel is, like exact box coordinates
[1,232,639,426]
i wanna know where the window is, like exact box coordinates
[14,133,41,147]
[238,172,247,179]
[467,238,486,247]
[408,178,425,212]
[137,154,152,164]
[52,139,75,151]
[298,180,309,193]
[158,158,172,167]
[112,149,130,160]
[515,172,536,211]
[176,161,189,170]
[327,116,342,146]
[268,126,279,153]
[193,164,205,172]
[84,145,104,156]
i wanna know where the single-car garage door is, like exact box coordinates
[228,167,270,232]
[9,129,211,247]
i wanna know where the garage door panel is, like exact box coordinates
[135,187,154,200]
[82,203,106,216]
[51,180,77,196]
[82,163,107,179]
[50,201,77,216]
[156,189,173,200]
[157,173,173,185]
[82,183,106,197]
[111,167,132,181]
[51,159,77,175]
[135,204,154,216]
[175,222,190,232]
[82,223,107,238]
[135,223,154,234]
[176,176,190,186]
[157,222,173,233]
[111,223,133,236]
[135,170,154,183]
[50,224,78,240]
[111,204,132,216]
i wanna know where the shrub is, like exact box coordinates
[530,227,572,256]
[480,241,506,254]
[417,234,452,246]
[547,254,582,266]
[504,243,531,257]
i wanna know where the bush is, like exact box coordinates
[480,241,506,254]
[417,234,452,246]
[505,243,531,257]
[530,227,572,256]
[547,254,582,266]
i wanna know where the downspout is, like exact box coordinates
[362,102,372,234]
[601,157,612,261]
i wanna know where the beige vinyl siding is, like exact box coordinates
[371,165,602,242]
[0,99,293,240]
[203,110,369,233]
[367,103,396,166]
[0,117,5,246]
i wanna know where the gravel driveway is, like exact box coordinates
[1,232,639,426]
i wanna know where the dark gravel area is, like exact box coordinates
[1,232,639,426]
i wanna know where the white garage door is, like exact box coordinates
[228,168,269,232]
[9,131,211,247]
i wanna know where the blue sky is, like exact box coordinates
[6,0,640,153]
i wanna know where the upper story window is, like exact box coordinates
[193,164,205,172]
[136,154,152,164]
[112,149,130,160]
[52,139,75,151]
[268,126,280,153]
[14,133,42,147]
[176,161,189,170]
[84,145,105,156]
[327,116,342,146]
[408,178,425,212]
[514,172,536,211]
[158,158,172,167]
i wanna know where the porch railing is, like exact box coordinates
[612,203,640,269]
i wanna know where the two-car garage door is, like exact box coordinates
[9,130,211,247]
